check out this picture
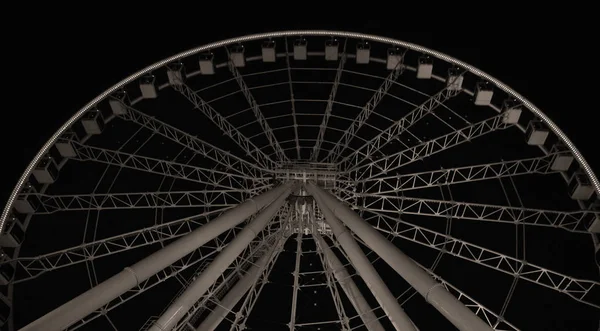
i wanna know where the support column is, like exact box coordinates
[22,182,295,331]
[195,235,283,331]
[310,189,416,331]
[288,209,303,330]
[149,183,296,331]
[312,231,385,331]
[306,182,493,331]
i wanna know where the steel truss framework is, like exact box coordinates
[1,31,599,331]
[345,191,597,233]
[118,106,271,179]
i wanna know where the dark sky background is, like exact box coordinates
[3,20,597,203]
[2,16,599,331]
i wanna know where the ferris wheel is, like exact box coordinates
[0,30,599,331]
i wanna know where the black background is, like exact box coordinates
[3,13,599,331]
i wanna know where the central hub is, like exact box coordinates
[274,162,338,189]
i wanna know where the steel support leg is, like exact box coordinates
[149,183,296,331]
[306,182,493,331]
[288,207,303,330]
[21,182,295,331]
[310,189,416,331]
[195,234,283,331]
[313,231,385,331]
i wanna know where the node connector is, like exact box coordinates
[550,143,574,171]
[417,55,433,79]
[81,109,105,135]
[325,38,339,61]
[14,182,37,214]
[446,67,463,90]
[387,46,403,70]
[474,81,494,106]
[139,74,157,99]
[109,90,129,115]
[293,38,308,60]
[501,98,522,124]
[526,120,549,146]
[356,41,370,64]
[167,62,185,85]
[261,40,276,63]
[32,155,58,184]
[229,45,245,68]
[0,214,24,248]
[199,53,215,75]
[569,171,594,201]
[55,130,78,158]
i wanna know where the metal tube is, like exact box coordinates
[289,209,303,330]
[195,237,282,331]
[21,182,294,331]
[149,183,295,331]
[310,189,416,331]
[307,182,493,331]
[313,231,385,331]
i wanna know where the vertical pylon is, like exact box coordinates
[306,182,494,331]
[149,183,296,331]
[21,182,295,331]
[312,231,385,331]
[195,233,285,331]
[309,185,416,331]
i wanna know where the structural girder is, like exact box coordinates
[338,87,459,173]
[119,107,270,178]
[351,192,597,233]
[20,183,294,331]
[347,114,512,181]
[23,189,263,214]
[309,182,494,331]
[357,155,558,193]
[365,210,600,309]
[311,43,346,161]
[172,229,285,330]
[4,209,230,283]
[325,65,402,163]
[70,141,267,190]
[228,231,288,331]
[173,82,278,169]
[227,60,289,162]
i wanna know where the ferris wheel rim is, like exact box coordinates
[4,31,599,331]
[1,29,597,239]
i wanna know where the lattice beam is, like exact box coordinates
[347,114,512,180]
[358,155,558,193]
[119,107,269,178]
[173,82,278,170]
[366,211,600,309]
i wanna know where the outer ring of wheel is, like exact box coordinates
[1,30,597,233]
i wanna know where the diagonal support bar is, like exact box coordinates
[312,231,385,331]
[284,37,301,160]
[173,81,277,170]
[119,107,269,178]
[21,182,294,331]
[149,183,296,331]
[338,86,459,172]
[289,210,303,330]
[325,66,402,163]
[194,239,282,331]
[228,59,289,162]
[310,40,347,161]
[310,187,416,331]
[349,114,511,181]
[307,182,493,331]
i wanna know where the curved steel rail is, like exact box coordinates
[2,30,598,233]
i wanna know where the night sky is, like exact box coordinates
[3,17,599,331]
